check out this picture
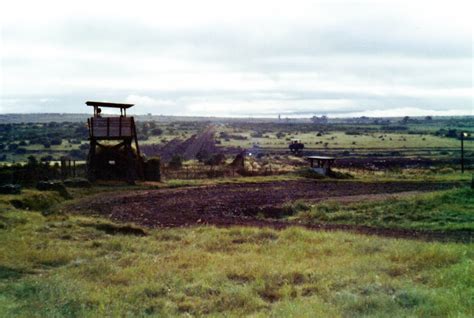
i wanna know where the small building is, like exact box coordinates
[305,155,335,176]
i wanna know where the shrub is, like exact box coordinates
[0,184,21,194]
[151,128,163,136]
[63,178,92,188]
[36,181,71,199]
[144,158,161,181]
[205,153,226,166]
[169,155,183,169]
[15,148,27,154]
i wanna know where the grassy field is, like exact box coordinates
[216,128,466,150]
[3,118,473,164]
[0,187,473,317]
[288,187,474,232]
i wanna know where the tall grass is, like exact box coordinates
[0,207,472,317]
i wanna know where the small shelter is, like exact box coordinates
[305,155,335,176]
[86,101,142,182]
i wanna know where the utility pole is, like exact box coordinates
[461,132,466,173]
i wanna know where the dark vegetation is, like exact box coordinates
[1,116,472,163]
[0,156,64,186]
[224,116,474,136]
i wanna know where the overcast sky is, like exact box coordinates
[0,0,472,117]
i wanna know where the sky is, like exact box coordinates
[0,0,472,118]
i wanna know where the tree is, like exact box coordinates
[151,128,163,136]
[8,143,19,151]
[446,129,458,138]
[276,132,285,139]
[205,153,226,166]
[15,148,27,154]
[27,155,38,166]
[311,115,328,124]
[196,149,210,162]
[50,138,62,146]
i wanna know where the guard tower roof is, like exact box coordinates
[86,101,134,109]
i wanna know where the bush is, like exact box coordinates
[79,144,89,151]
[151,128,163,136]
[144,158,161,181]
[50,138,62,146]
[63,178,92,188]
[36,181,71,199]
[8,144,19,151]
[437,167,455,174]
[15,148,27,154]
[0,184,21,194]
[296,168,327,179]
[169,155,183,169]
[205,153,226,166]
[68,149,87,160]
[40,155,54,162]
[276,132,285,139]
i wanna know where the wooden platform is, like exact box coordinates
[88,117,133,139]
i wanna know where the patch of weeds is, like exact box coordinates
[0,266,32,280]
[227,273,254,284]
[143,286,169,298]
[285,271,312,285]
[262,201,311,219]
[184,283,220,297]
[213,288,266,314]
[81,222,147,236]
[5,279,93,317]
[230,229,278,244]
[8,191,64,211]
[0,214,28,229]
[296,168,327,179]
[395,289,427,309]
[257,282,283,303]
[38,258,70,268]
[155,232,182,241]
[80,260,115,281]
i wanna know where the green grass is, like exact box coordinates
[290,187,474,232]
[1,181,473,317]
[0,208,472,317]
[338,168,474,183]
[215,126,468,150]
[0,187,473,317]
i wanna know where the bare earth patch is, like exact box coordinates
[68,180,469,242]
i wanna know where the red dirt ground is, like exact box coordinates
[69,180,470,242]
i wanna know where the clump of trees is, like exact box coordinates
[0,156,61,186]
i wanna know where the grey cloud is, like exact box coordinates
[1,3,472,117]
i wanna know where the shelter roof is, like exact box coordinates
[305,156,335,160]
[86,101,134,109]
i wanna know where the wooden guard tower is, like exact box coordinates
[86,101,142,182]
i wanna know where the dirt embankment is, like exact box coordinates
[69,180,469,242]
